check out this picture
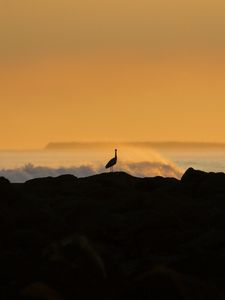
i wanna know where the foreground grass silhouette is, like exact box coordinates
[1,168,225,299]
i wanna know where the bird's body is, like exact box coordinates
[105,149,117,172]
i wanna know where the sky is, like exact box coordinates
[1,0,225,149]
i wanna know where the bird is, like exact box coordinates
[105,149,117,172]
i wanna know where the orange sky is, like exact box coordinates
[1,0,225,149]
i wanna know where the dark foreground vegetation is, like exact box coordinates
[1,168,225,299]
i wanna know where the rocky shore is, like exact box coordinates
[1,168,225,299]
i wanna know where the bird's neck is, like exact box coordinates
[115,150,117,158]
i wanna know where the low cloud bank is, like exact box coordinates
[0,160,182,183]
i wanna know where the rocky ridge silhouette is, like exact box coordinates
[1,168,225,299]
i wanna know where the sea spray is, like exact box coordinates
[0,145,183,182]
[0,160,182,183]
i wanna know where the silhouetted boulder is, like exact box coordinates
[181,168,225,196]
[25,174,77,186]
[136,176,179,191]
[0,176,10,185]
[79,171,139,189]
[181,168,208,184]
[24,174,77,196]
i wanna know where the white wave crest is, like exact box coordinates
[0,159,182,183]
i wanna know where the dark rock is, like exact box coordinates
[25,174,77,186]
[0,176,17,204]
[2,169,225,299]
[181,168,208,184]
[24,174,77,196]
[0,176,11,185]
[128,266,222,300]
[181,168,225,196]
[136,176,179,191]
[19,282,62,300]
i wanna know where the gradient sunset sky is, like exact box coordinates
[1,0,225,149]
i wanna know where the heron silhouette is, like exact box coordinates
[105,149,117,172]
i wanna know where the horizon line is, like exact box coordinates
[46,141,225,149]
[1,141,225,151]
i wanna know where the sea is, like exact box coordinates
[0,144,225,182]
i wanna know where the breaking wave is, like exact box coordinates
[0,160,182,183]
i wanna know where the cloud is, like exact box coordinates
[0,160,182,183]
